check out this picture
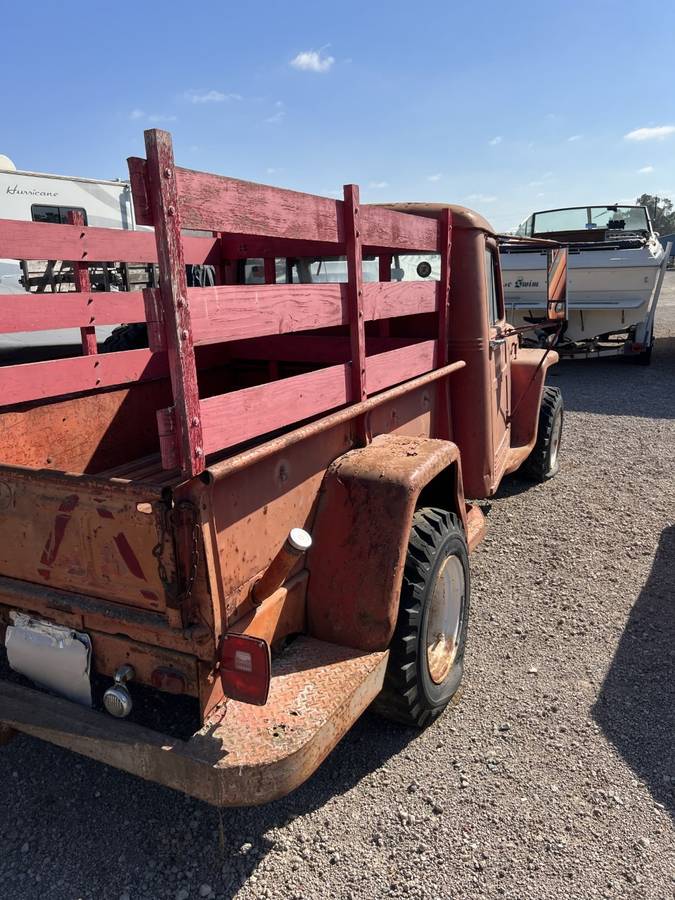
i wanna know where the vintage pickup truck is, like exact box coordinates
[0,129,565,805]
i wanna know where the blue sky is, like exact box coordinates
[2,0,674,230]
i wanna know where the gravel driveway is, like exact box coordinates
[1,275,674,900]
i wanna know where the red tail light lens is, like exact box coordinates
[219,633,271,706]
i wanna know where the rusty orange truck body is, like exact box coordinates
[0,130,562,805]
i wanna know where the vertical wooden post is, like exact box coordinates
[343,185,367,406]
[436,208,453,439]
[264,257,279,379]
[144,129,204,477]
[377,253,392,337]
[67,210,97,355]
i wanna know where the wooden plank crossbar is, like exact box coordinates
[158,341,439,468]
[128,160,439,253]
[0,291,146,334]
[143,281,438,352]
[0,218,219,265]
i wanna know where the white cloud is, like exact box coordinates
[290,49,335,73]
[528,180,544,187]
[427,173,442,182]
[368,181,389,189]
[567,134,582,142]
[466,193,497,203]
[131,109,177,123]
[638,165,655,174]
[147,113,177,123]
[488,136,502,146]
[265,101,286,124]
[184,89,242,104]
[624,125,675,141]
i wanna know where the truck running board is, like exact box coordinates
[0,637,388,806]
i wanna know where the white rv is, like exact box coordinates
[0,160,148,356]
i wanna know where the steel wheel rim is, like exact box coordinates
[426,554,465,684]
[549,411,562,470]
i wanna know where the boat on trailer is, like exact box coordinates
[500,205,670,363]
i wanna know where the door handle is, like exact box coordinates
[489,337,506,349]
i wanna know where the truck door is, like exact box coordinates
[485,244,511,482]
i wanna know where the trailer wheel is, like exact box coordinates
[100,323,148,353]
[522,385,563,482]
[374,507,470,728]
[632,343,653,366]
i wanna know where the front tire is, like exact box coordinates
[522,385,563,482]
[374,508,470,728]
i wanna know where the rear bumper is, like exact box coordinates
[0,636,387,806]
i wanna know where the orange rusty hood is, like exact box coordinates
[375,202,496,236]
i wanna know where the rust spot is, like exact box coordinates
[40,495,79,566]
[140,589,159,602]
[114,532,147,581]
[97,507,114,519]
[37,568,51,580]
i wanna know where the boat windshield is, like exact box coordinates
[529,206,649,235]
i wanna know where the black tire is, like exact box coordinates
[521,385,563,482]
[632,343,653,366]
[373,507,470,728]
[100,323,148,353]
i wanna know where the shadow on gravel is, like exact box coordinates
[0,709,416,899]
[593,524,675,821]
[555,335,675,419]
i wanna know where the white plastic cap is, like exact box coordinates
[287,527,312,553]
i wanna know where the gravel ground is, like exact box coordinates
[1,275,674,900]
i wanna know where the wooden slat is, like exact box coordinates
[0,218,219,265]
[145,280,438,351]
[360,205,439,254]
[2,349,168,407]
[129,165,438,252]
[166,340,437,464]
[198,363,351,459]
[67,210,97,355]
[0,291,146,334]
[343,184,366,404]
[366,340,437,394]
[226,335,417,363]
[174,165,345,242]
[436,209,452,439]
[144,128,204,478]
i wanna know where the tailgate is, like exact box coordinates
[0,466,176,616]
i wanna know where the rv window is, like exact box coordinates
[31,205,88,225]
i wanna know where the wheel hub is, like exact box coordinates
[425,555,465,684]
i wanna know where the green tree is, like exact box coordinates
[635,194,675,233]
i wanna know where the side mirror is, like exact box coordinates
[546,247,568,322]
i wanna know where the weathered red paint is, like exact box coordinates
[67,210,98,356]
[113,533,147,581]
[40,495,79,567]
[144,130,204,479]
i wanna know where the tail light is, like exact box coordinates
[219,633,271,706]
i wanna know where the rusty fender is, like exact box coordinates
[306,433,467,652]
[506,347,559,472]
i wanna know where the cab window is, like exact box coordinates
[485,248,502,325]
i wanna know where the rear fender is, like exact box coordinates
[306,434,466,651]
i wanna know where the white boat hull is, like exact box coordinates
[501,241,665,342]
